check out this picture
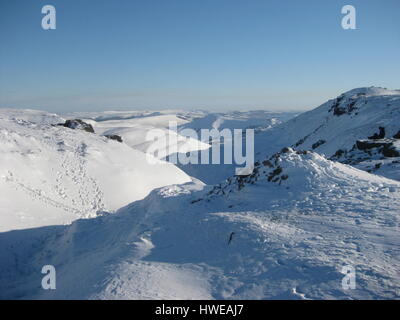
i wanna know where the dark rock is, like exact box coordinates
[333,149,345,158]
[262,160,273,167]
[296,150,309,155]
[294,136,309,147]
[59,119,95,133]
[356,140,389,151]
[312,139,326,150]
[368,127,385,139]
[347,100,357,113]
[331,96,358,116]
[267,166,282,182]
[382,145,400,157]
[356,139,400,158]
[393,130,400,139]
[104,134,123,143]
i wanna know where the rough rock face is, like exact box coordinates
[368,127,386,140]
[355,139,392,151]
[354,139,399,157]
[329,138,400,180]
[334,139,400,161]
[329,93,360,116]
[104,134,123,143]
[59,119,95,133]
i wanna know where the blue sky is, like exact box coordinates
[0,0,399,112]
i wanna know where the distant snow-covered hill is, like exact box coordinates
[0,110,191,231]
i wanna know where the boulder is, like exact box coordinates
[59,119,95,133]
[368,127,385,140]
[104,134,123,143]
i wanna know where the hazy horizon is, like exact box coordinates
[1,0,399,113]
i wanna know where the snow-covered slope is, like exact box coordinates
[1,149,399,299]
[68,111,211,158]
[1,91,399,300]
[174,111,297,184]
[254,87,400,180]
[0,110,191,231]
[64,110,296,184]
[0,108,65,125]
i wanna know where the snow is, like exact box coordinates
[1,148,399,299]
[175,110,297,184]
[69,111,211,158]
[0,110,191,232]
[0,88,399,300]
[250,87,400,181]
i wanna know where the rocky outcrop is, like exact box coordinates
[368,127,385,140]
[356,139,390,151]
[330,94,359,116]
[58,119,95,133]
[104,134,123,143]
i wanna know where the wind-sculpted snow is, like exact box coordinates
[0,111,191,231]
[0,150,399,299]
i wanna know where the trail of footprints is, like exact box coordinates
[56,142,106,217]
[5,130,106,219]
